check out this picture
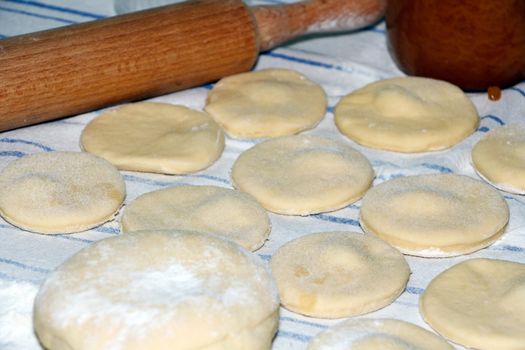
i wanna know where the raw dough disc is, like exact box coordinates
[420,258,525,350]
[270,231,410,318]
[472,124,525,194]
[360,174,509,257]
[0,152,125,234]
[204,68,327,139]
[334,77,479,152]
[34,230,280,350]
[80,102,225,174]
[120,185,270,251]
[231,135,374,215]
[307,318,453,350]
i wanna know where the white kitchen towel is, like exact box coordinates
[1,1,525,349]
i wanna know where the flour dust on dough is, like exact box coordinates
[205,69,327,139]
[270,231,410,318]
[360,174,509,257]
[420,258,525,350]
[472,124,525,194]
[80,102,225,174]
[231,135,374,215]
[120,185,270,251]
[33,230,280,350]
[307,318,453,350]
[335,77,479,152]
[0,151,125,234]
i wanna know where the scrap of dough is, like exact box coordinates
[360,174,509,257]
[307,318,453,350]
[205,68,327,139]
[270,232,410,318]
[334,77,479,152]
[231,135,374,215]
[80,102,225,174]
[420,258,525,350]
[33,230,280,350]
[0,152,125,234]
[472,124,525,194]
[120,185,270,251]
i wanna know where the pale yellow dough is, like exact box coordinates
[420,258,525,350]
[80,102,225,174]
[0,152,125,234]
[205,68,327,139]
[270,232,410,318]
[307,318,453,350]
[120,185,270,251]
[360,174,509,257]
[231,135,374,215]
[334,77,479,152]
[34,230,280,350]
[472,124,525,194]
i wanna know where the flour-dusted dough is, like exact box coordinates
[307,318,453,350]
[472,124,525,194]
[231,135,374,215]
[34,230,280,350]
[270,232,410,318]
[360,174,509,257]
[334,77,479,152]
[120,185,270,251]
[421,258,525,350]
[205,69,327,139]
[80,102,225,174]
[0,152,125,234]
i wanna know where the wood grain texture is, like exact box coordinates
[0,0,258,131]
[253,0,387,51]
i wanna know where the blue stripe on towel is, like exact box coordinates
[0,5,77,24]
[2,0,105,19]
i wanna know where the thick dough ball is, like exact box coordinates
[205,69,327,139]
[80,102,225,174]
[270,232,410,318]
[231,135,374,215]
[335,77,479,152]
[33,230,280,350]
[421,258,525,350]
[0,152,125,234]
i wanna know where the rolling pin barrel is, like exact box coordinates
[0,0,385,131]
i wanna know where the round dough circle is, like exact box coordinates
[307,318,453,350]
[120,185,270,251]
[0,152,125,234]
[360,174,509,257]
[205,68,327,139]
[420,258,525,349]
[80,102,225,174]
[34,230,280,350]
[334,77,479,152]
[472,124,525,194]
[270,231,410,318]
[231,135,374,215]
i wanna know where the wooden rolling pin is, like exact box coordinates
[0,0,385,131]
